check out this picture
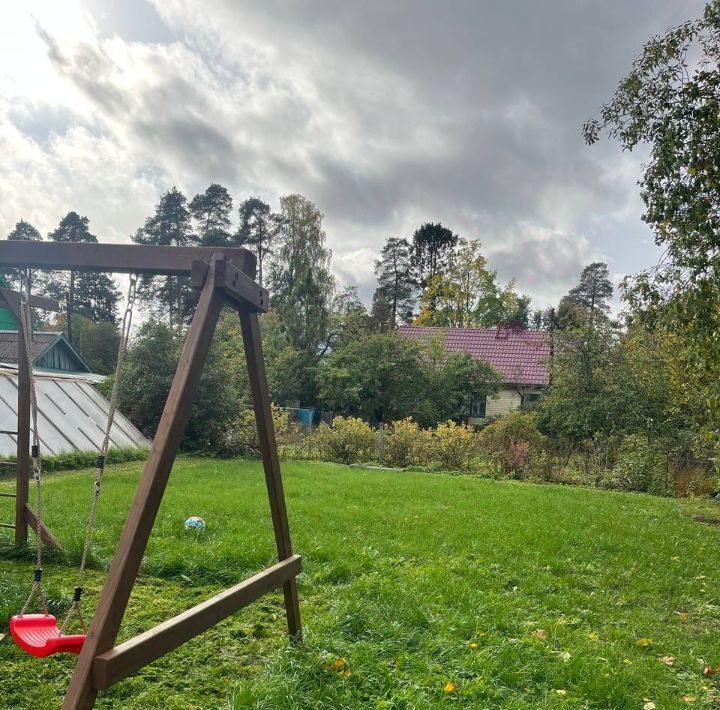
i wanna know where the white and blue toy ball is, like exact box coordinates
[184,516,206,532]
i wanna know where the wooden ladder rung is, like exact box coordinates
[0,522,16,529]
[0,492,16,498]
[0,430,18,435]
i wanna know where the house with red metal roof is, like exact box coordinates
[398,322,552,424]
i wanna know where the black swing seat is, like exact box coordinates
[10,614,85,657]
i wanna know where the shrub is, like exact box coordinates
[607,434,668,494]
[221,406,293,458]
[433,420,477,470]
[312,416,377,464]
[383,418,431,467]
[478,412,545,478]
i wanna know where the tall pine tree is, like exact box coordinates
[566,262,613,327]
[373,237,415,327]
[133,187,197,332]
[410,222,459,289]
[189,183,233,246]
[44,212,120,343]
[2,219,43,292]
[235,197,284,287]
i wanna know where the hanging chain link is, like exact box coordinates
[19,269,48,617]
[60,273,138,635]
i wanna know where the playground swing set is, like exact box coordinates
[0,241,301,710]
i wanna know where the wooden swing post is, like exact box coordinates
[0,287,61,548]
[0,242,301,710]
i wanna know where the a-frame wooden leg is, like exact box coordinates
[239,309,302,640]
[63,262,225,710]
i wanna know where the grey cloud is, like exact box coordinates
[9,0,707,308]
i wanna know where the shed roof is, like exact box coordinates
[0,370,150,456]
[0,331,91,373]
[398,325,551,386]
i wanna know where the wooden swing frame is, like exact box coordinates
[0,241,302,710]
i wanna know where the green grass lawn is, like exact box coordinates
[1,459,720,708]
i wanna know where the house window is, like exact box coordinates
[521,392,541,407]
[470,396,487,418]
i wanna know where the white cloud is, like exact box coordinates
[0,0,706,310]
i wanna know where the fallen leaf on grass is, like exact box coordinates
[339,670,352,677]
[636,638,653,649]
[623,658,633,665]
[554,689,567,696]
[682,695,696,703]
[661,655,676,666]
[327,657,346,671]
[559,651,572,662]
[443,682,458,694]
[588,631,597,640]
[532,629,548,640]
[704,666,717,676]
[468,642,478,650]
[643,702,656,710]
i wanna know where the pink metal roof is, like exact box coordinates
[398,325,551,386]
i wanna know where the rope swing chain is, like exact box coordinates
[19,269,48,617]
[60,273,138,635]
[17,271,139,637]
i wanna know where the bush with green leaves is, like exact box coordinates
[432,420,477,470]
[382,418,432,467]
[607,434,668,494]
[220,406,292,458]
[479,412,545,478]
[311,416,377,465]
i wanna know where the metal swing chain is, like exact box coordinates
[59,273,138,636]
[19,270,49,617]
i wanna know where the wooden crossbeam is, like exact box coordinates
[0,522,15,529]
[24,504,64,550]
[0,241,255,276]
[0,492,16,498]
[92,555,302,690]
[0,288,60,318]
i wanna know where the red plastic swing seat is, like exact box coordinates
[9,614,86,657]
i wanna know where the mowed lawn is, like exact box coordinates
[2,460,720,709]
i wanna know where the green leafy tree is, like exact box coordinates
[44,212,120,343]
[324,286,368,352]
[189,183,233,246]
[235,197,284,287]
[133,187,197,332]
[424,351,502,425]
[317,331,424,422]
[54,313,120,375]
[117,313,248,450]
[415,238,497,326]
[269,194,335,403]
[583,1,720,426]
[494,280,532,327]
[374,236,415,327]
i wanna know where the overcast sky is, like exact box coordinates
[0,0,707,309]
